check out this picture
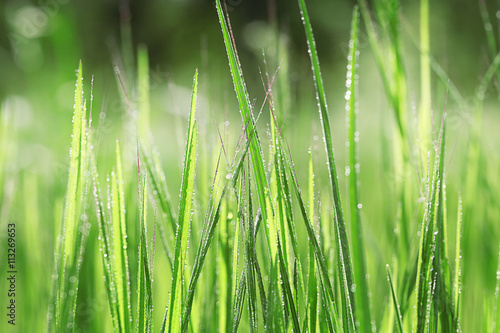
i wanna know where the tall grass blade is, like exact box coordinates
[345,6,372,333]
[297,0,356,327]
[215,0,277,261]
[114,141,132,331]
[164,69,198,333]
[51,61,89,332]
[137,176,154,333]
[453,194,463,332]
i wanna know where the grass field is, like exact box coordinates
[1,0,500,332]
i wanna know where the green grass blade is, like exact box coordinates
[52,61,89,332]
[307,152,318,333]
[386,265,405,333]
[114,141,132,331]
[453,194,463,332]
[137,176,154,333]
[297,0,356,327]
[289,164,341,332]
[232,271,247,333]
[90,155,120,331]
[277,235,301,332]
[164,70,198,333]
[345,6,372,333]
[215,0,276,261]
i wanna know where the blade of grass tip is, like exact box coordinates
[114,141,132,331]
[215,0,277,261]
[298,0,356,327]
[138,44,151,144]
[413,112,445,333]
[453,194,463,332]
[163,69,198,333]
[387,265,405,333]
[434,103,453,332]
[345,6,373,333]
[52,61,88,332]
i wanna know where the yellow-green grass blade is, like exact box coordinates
[307,152,318,333]
[289,164,341,332]
[90,153,120,331]
[137,176,154,333]
[141,144,175,267]
[114,141,132,332]
[52,61,89,332]
[345,6,372,333]
[277,235,301,332]
[453,194,463,332]
[297,0,357,328]
[164,70,198,333]
[413,115,446,333]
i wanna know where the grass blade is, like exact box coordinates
[114,141,132,331]
[51,61,89,332]
[386,265,405,333]
[453,194,463,332]
[163,69,198,333]
[345,6,372,333]
[136,175,154,333]
[215,0,277,261]
[298,0,356,328]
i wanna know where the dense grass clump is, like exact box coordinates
[1,0,500,332]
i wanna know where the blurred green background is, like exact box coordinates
[1,0,499,332]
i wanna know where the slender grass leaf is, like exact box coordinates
[164,70,198,333]
[297,0,357,328]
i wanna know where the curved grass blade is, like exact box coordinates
[163,70,198,333]
[298,0,356,327]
